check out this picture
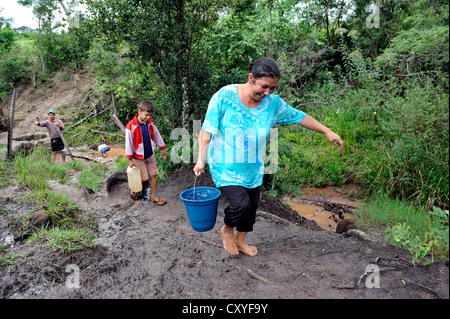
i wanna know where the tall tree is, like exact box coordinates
[19,0,58,73]
[56,0,80,28]
[18,0,80,22]
[86,0,224,129]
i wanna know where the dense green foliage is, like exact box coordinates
[1,0,448,260]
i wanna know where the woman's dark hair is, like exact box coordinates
[248,57,281,79]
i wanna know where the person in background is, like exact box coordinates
[90,143,111,157]
[34,109,66,163]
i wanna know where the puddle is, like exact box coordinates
[284,185,361,232]
[71,146,126,163]
[285,201,355,232]
[100,147,126,157]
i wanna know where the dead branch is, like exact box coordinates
[236,265,277,284]
[67,104,109,129]
[89,129,124,138]
[197,237,221,248]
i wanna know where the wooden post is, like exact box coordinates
[7,87,16,158]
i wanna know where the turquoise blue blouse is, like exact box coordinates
[202,84,306,188]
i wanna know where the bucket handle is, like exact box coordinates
[193,175,198,202]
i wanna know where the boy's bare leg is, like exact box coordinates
[61,151,66,162]
[51,151,56,162]
[147,174,165,205]
[235,231,258,256]
[221,225,239,255]
[149,174,158,201]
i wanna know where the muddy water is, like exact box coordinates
[67,146,126,164]
[284,185,361,232]
[284,201,355,232]
[89,147,125,158]
[102,147,126,157]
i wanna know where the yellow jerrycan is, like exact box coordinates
[127,166,142,193]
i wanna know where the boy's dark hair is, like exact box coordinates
[139,101,154,113]
[248,57,281,80]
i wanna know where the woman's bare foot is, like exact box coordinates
[221,225,239,255]
[235,231,258,257]
[236,241,258,257]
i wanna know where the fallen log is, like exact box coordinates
[112,114,125,133]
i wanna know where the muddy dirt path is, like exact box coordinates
[1,165,448,301]
[2,70,447,303]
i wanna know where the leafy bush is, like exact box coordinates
[0,28,14,50]
[0,52,28,92]
[385,207,449,264]
[276,72,448,209]
[376,1,449,75]
[353,79,449,208]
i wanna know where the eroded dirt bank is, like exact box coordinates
[0,166,448,300]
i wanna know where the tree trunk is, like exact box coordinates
[57,0,79,28]
[176,0,191,130]
[180,73,190,129]
[38,17,45,73]
[325,2,330,45]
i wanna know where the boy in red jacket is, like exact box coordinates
[125,101,167,205]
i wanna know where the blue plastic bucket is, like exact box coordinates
[180,187,221,232]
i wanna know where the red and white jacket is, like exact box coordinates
[125,114,166,160]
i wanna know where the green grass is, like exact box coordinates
[14,145,106,199]
[78,161,108,192]
[290,78,448,210]
[115,156,129,170]
[24,189,80,228]
[355,193,426,229]
[0,251,27,269]
[269,76,449,264]
[26,227,98,253]
[356,193,448,264]
[0,146,101,255]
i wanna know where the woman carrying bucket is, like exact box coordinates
[194,57,343,257]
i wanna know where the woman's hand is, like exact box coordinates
[193,160,205,176]
[299,115,344,151]
[194,129,212,176]
[325,131,344,151]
